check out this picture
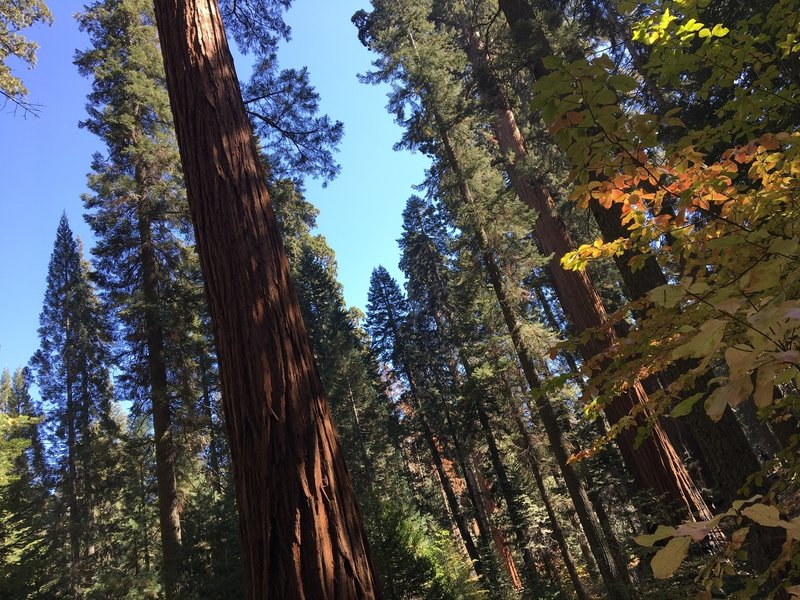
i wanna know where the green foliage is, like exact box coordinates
[0,0,51,110]
[366,502,485,600]
[530,0,800,595]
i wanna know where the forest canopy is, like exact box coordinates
[1,0,798,598]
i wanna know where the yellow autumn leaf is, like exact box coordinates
[741,503,783,527]
[651,536,691,579]
[704,388,728,422]
[634,525,677,547]
[754,365,776,408]
[724,345,755,378]
[711,24,730,37]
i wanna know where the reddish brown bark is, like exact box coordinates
[150,1,381,597]
[472,460,524,591]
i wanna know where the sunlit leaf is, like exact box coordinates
[651,536,691,579]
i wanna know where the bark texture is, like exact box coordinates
[150,1,381,597]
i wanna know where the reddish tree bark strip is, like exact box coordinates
[150,1,381,597]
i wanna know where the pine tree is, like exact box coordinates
[75,1,212,594]
[355,2,638,595]
[0,367,48,598]
[28,215,116,597]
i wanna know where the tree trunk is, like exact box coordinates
[137,200,183,599]
[423,421,486,579]
[471,458,525,592]
[477,392,589,600]
[66,373,81,599]
[150,1,381,598]
[370,263,489,581]
[498,0,764,514]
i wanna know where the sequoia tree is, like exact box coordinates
[149,0,381,597]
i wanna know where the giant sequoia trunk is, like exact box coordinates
[150,1,380,598]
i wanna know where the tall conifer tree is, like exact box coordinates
[75,1,198,594]
[29,215,116,597]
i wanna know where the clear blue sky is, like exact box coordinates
[0,0,428,373]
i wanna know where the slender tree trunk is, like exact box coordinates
[66,377,81,599]
[371,264,493,585]
[151,2,380,597]
[477,392,589,600]
[347,377,376,491]
[506,397,595,600]
[200,358,226,578]
[423,421,486,578]
[532,284,581,375]
[437,397,506,590]
[136,201,183,599]
[471,459,525,592]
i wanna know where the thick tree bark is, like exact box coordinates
[150,1,381,598]
[137,201,183,599]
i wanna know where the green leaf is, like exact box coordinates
[670,393,703,417]
[648,284,685,308]
[593,88,618,106]
[652,536,691,579]
[593,54,616,70]
[743,259,783,293]
[608,74,638,93]
[542,55,564,70]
